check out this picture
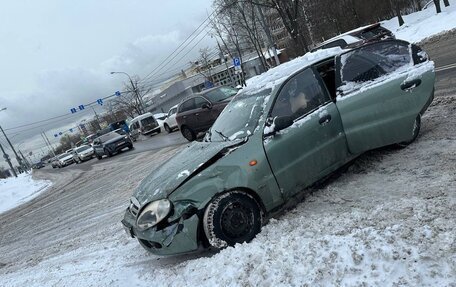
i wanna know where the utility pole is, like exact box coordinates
[42,131,56,157]
[0,141,17,177]
[40,132,54,158]
[0,125,23,170]
[19,150,31,170]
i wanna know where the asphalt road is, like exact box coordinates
[1,30,455,279]
[420,30,456,96]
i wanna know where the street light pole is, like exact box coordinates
[110,71,145,114]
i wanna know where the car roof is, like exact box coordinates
[240,47,344,96]
[131,112,154,122]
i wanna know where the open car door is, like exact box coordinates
[335,40,435,154]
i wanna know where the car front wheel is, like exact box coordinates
[203,191,262,248]
[164,124,171,133]
[181,126,196,141]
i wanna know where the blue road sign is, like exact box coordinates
[96,99,103,105]
[59,132,63,135]
[54,134,58,137]
[78,105,85,110]
[69,128,73,133]
[70,108,77,114]
[115,91,121,96]
[233,57,241,67]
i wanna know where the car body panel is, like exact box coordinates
[164,105,179,130]
[264,102,349,199]
[335,41,435,154]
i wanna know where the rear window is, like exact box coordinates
[339,41,411,84]
[204,87,238,102]
[179,98,196,113]
[140,116,155,125]
[75,146,91,153]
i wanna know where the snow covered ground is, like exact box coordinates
[1,94,454,287]
[0,172,51,214]
[382,0,456,43]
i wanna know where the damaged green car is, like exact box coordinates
[122,40,435,255]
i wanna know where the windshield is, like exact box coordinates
[75,145,91,153]
[58,153,69,159]
[204,87,238,103]
[208,88,272,142]
[97,131,123,143]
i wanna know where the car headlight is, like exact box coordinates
[136,199,171,230]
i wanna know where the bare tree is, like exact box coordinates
[192,47,215,83]
[110,76,151,117]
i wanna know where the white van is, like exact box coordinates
[128,112,161,136]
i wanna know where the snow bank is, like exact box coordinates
[382,0,456,43]
[0,173,52,214]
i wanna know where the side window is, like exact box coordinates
[194,96,210,109]
[179,99,196,113]
[339,41,411,87]
[271,68,330,121]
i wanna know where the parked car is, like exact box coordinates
[153,113,168,131]
[311,23,395,52]
[51,156,60,168]
[58,152,74,168]
[72,145,94,163]
[175,86,239,141]
[163,105,179,133]
[121,40,434,255]
[31,161,44,169]
[128,113,161,137]
[93,129,133,159]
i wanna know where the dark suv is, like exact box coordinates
[93,129,133,159]
[176,86,239,141]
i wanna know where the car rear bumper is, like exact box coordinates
[112,141,132,152]
[121,209,199,256]
[143,126,161,135]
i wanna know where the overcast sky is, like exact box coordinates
[0,0,214,166]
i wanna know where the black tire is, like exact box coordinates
[97,154,102,160]
[396,114,421,148]
[203,191,262,248]
[164,124,171,133]
[128,145,134,150]
[181,126,196,141]
[104,148,112,157]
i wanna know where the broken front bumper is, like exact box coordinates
[121,209,200,256]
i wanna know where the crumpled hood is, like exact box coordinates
[134,140,242,206]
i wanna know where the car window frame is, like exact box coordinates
[335,39,413,94]
[267,67,333,124]
[178,98,196,113]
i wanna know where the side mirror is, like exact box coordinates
[202,103,212,109]
[264,116,293,136]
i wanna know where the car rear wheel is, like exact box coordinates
[203,191,262,248]
[97,155,102,160]
[396,114,421,148]
[164,124,171,133]
[181,126,196,141]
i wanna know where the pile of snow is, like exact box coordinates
[0,173,52,214]
[382,0,456,43]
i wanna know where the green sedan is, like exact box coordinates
[122,39,435,255]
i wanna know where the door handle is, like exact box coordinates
[319,114,332,125]
[195,113,200,116]
[400,79,422,91]
[183,115,187,119]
